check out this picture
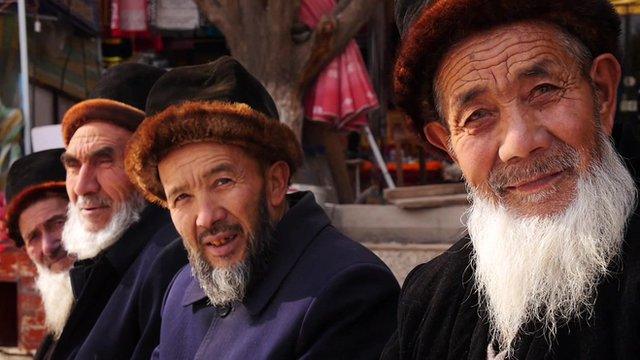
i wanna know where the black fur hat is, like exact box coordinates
[5,148,67,247]
[61,63,166,145]
[125,56,303,207]
[394,0,621,137]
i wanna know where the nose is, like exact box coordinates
[195,200,226,229]
[41,231,62,258]
[498,108,552,163]
[74,164,100,196]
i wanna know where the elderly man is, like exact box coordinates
[52,63,188,359]
[4,149,75,359]
[383,0,639,359]
[125,56,399,359]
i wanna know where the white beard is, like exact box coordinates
[35,265,74,339]
[467,134,637,353]
[62,194,146,260]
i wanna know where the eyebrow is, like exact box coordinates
[454,86,487,113]
[61,146,115,165]
[165,162,236,200]
[25,214,66,242]
[516,59,556,80]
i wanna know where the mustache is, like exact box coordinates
[488,142,579,195]
[75,195,111,208]
[197,221,244,244]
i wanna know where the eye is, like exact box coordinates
[173,193,191,205]
[214,178,233,187]
[531,83,560,99]
[465,109,492,124]
[63,159,80,171]
[95,155,114,166]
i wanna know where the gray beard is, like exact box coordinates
[35,264,74,339]
[467,132,637,354]
[188,196,275,307]
[62,193,146,260]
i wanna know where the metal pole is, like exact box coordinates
[17,0,32,154]
[365,125,396,189]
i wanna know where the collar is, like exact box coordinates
[181,191,331,314]
[103,204,170,275]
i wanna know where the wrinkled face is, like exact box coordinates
[158,142,267,269]
[63,122,137,231]
[19,196,75,272]
[430,22,614,217]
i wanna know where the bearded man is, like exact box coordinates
[125,56,400,359]
[382,0,640,359]
[52,63,188,359]
[4,149,75,359]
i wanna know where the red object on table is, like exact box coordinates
[300,0,380,131]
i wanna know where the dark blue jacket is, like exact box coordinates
[153,192,400,360]
[51,205,188,359]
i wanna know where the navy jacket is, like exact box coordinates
[153,191,400,359]
[51,205,188,359]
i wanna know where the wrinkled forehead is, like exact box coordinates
[66,121,132,157]
[435,23,581,108]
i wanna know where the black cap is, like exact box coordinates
[62,63,167,145]
[91,63,167,112]
[145,56,279,119]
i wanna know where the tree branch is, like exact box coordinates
[297,0,382,91]
[193,0,234,40]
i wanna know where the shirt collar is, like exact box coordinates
[181,191,330,313]
[104,204,170,275]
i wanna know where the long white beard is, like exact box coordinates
[467,134,637,353]
[35,265,74,339]
[62,194,146,260]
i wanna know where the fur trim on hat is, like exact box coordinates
[125,101,303,207]
[395,0,620,138]
[5,181,67,247]
[62,99,145,145]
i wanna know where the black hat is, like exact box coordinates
[125,56,303,207]
[61,63,167,145]
[5,149,68,247]
[394,0,621,136]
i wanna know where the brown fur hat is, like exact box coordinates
[394,0,621,137]
[125,57,303,207]
[61,63,166,145]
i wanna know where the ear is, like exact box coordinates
[424,122,456,161]
[589,53,621,136]
[265,161,290,209]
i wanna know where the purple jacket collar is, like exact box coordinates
[180,191,330,315]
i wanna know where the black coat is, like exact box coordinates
[382,208,640,359]
[50,205,188,360]
[153,191,400,359]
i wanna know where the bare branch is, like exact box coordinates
[297,0,382,91]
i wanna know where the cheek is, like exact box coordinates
[542,102,599,165]
[26,244,41,260]
[170,209,197,247]
[453,135,498,187]
[98,169,135,201]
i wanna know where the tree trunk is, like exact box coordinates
[193,0,381,140]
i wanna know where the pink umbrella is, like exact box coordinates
[300,0,380,132]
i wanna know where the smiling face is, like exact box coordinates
[62,122,138,231]
[158,142,289,269]
[426,22,621,217]
[19,196,75,273]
